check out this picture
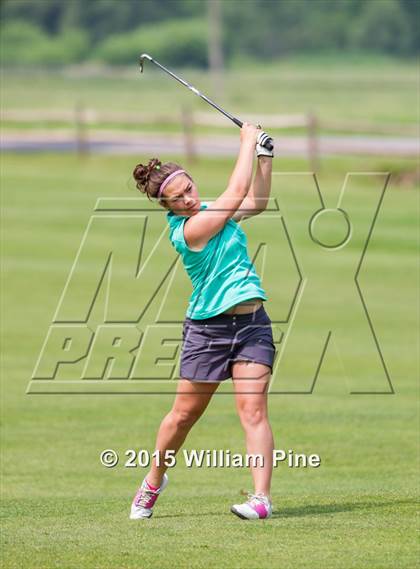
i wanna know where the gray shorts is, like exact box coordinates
[181,305,276,382]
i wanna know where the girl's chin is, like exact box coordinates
[184,204,200,216]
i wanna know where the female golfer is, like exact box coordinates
[130,124,275,520]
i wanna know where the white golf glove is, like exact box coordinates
[256,131,274,158]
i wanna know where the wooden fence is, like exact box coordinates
[1,107,417,168]
[0,107,321,168]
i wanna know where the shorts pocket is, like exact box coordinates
[259,309,272,326]
[182,322,190,340]
[184,323,234,353]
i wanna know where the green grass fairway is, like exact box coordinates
[1,152,418,569]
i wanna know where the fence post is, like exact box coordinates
[75,101,89,157]
[181,106,197,163]
[307,112,319,172]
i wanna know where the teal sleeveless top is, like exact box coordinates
[167,203,267,319]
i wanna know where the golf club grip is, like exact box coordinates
[232,118,273,151]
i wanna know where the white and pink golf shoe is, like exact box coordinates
[231,492,273,520]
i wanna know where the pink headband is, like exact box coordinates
[157,169,189,199]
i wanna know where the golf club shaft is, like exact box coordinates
[141,54,242,128]
[140,54,273,151]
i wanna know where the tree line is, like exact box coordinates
[1,0,418,67]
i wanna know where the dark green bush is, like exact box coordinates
[0,20,89,65]
[349,0,411,55]
[94,18,208,67]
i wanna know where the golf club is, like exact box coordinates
[139,53,273,152]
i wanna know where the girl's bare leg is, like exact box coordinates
[232,362,274,496]
[146,379,220,487]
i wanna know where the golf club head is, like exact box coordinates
[139,53,153,73]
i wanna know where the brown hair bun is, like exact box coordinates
[132,158,183,201]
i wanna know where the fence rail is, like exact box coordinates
[1,109,310,126]
[2,108,416,133]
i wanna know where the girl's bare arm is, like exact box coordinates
[184,124,258,250]
[231,156,272,222]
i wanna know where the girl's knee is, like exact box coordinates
[170,408,202,429]
[238,404,267,428]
